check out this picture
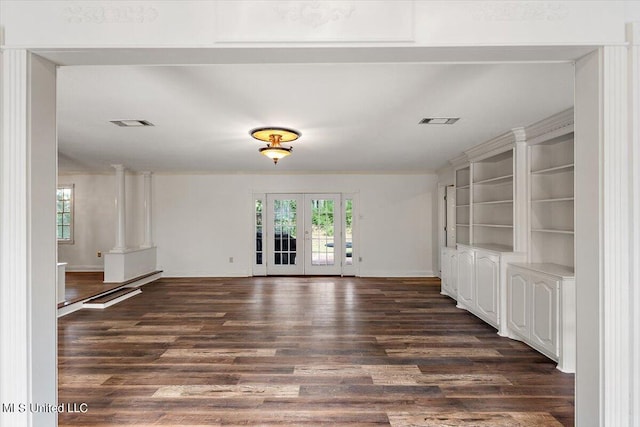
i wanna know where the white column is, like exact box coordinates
[112,164,127,252]
[511,127,528,254]
[141,171,154,248]
[0,49,57,427]
[575,44,635,426]
[628,22,640,426]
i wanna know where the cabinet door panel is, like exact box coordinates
[457,249,474,306]
[449,252,458,293]
[531,277,558,356]
[441,248,450,293]
[508,270,529,337]
[475,252,499,323]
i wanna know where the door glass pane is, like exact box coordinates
[345,199,353,265]
[311,199,335,266]
[273,199,297,265]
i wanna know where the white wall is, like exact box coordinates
[57,173,144,270]
[59,172,437,277]
[153,173,436,277]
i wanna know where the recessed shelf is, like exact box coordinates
[531,197,574,203]
[532,228,574,235]
[457,185,470,190]
[456,204,470,208]
[474,174,513,185]
[474,223,513,228]
[531,164,574,175]
[474,199,513,205]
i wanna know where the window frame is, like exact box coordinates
[56,184,74,244]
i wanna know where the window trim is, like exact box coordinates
[57,184,74,244]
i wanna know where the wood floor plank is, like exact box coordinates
[58,277,574,426]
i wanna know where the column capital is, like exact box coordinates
[141,170,153,177]
[627,22,640,46]
[111,164,125,171]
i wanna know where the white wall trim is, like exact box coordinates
[65,265,104,272]
[627,22,640,425]
[0,49,31,427]
[0,49,57,427]
[601,45,632,426]
[360,270,435,278]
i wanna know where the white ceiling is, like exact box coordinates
[57,61,574,173]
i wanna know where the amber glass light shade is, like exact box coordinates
[250,127,300,164]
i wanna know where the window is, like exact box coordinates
[57,185,74,243]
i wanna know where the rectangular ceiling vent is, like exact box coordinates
[110,120,154,127]
[419,117,460,125]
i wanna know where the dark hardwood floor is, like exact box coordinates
[61,272,120,307]
[58,277,574,426]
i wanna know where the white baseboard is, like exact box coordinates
[64,265,103,272]
[359,270,436,278]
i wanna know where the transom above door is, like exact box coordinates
[254,193,355,276]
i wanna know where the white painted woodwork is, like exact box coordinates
[507,263,575,373]
[445,185,456,247]
[141,171,154,249]
[0,49,58,427]
[57,262,67,304]
[112,164,127,253]
[475,251,499,325]
[601,45,632,427]
[440,246,458,299]
[629,22,640,425]
[574,48,603,426]
[103,247,158,283]
[456,246,475,309]
[507,271,529,337]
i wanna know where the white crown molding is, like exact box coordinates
[464,130,516,162]
[525,107,574,146]
[448,153,469,169]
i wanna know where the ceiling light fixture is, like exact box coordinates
[250,127,301,165]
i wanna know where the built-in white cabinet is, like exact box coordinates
[440,246,458,298]
[507,263,575,373]
[438,108,575,371]
[456,244,525,334]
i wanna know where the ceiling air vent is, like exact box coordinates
[110,120,154,127]
[419,117,460,125]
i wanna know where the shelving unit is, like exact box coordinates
[455,166,471,245]
[472,149,514,250]
[529,132,575,270]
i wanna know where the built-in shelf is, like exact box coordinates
[474,199,513,205]
[531,197,574,203]
[532,228,574,235]
[509,262,574,279]
[470,243,514,253]
[531,164,574,175]
[456,204,470,208]
[474,223,513,229]
[474,174,514,185]
[457,185,470,190]
[456,224,470,227]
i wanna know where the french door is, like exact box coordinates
[263,193,343,275]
